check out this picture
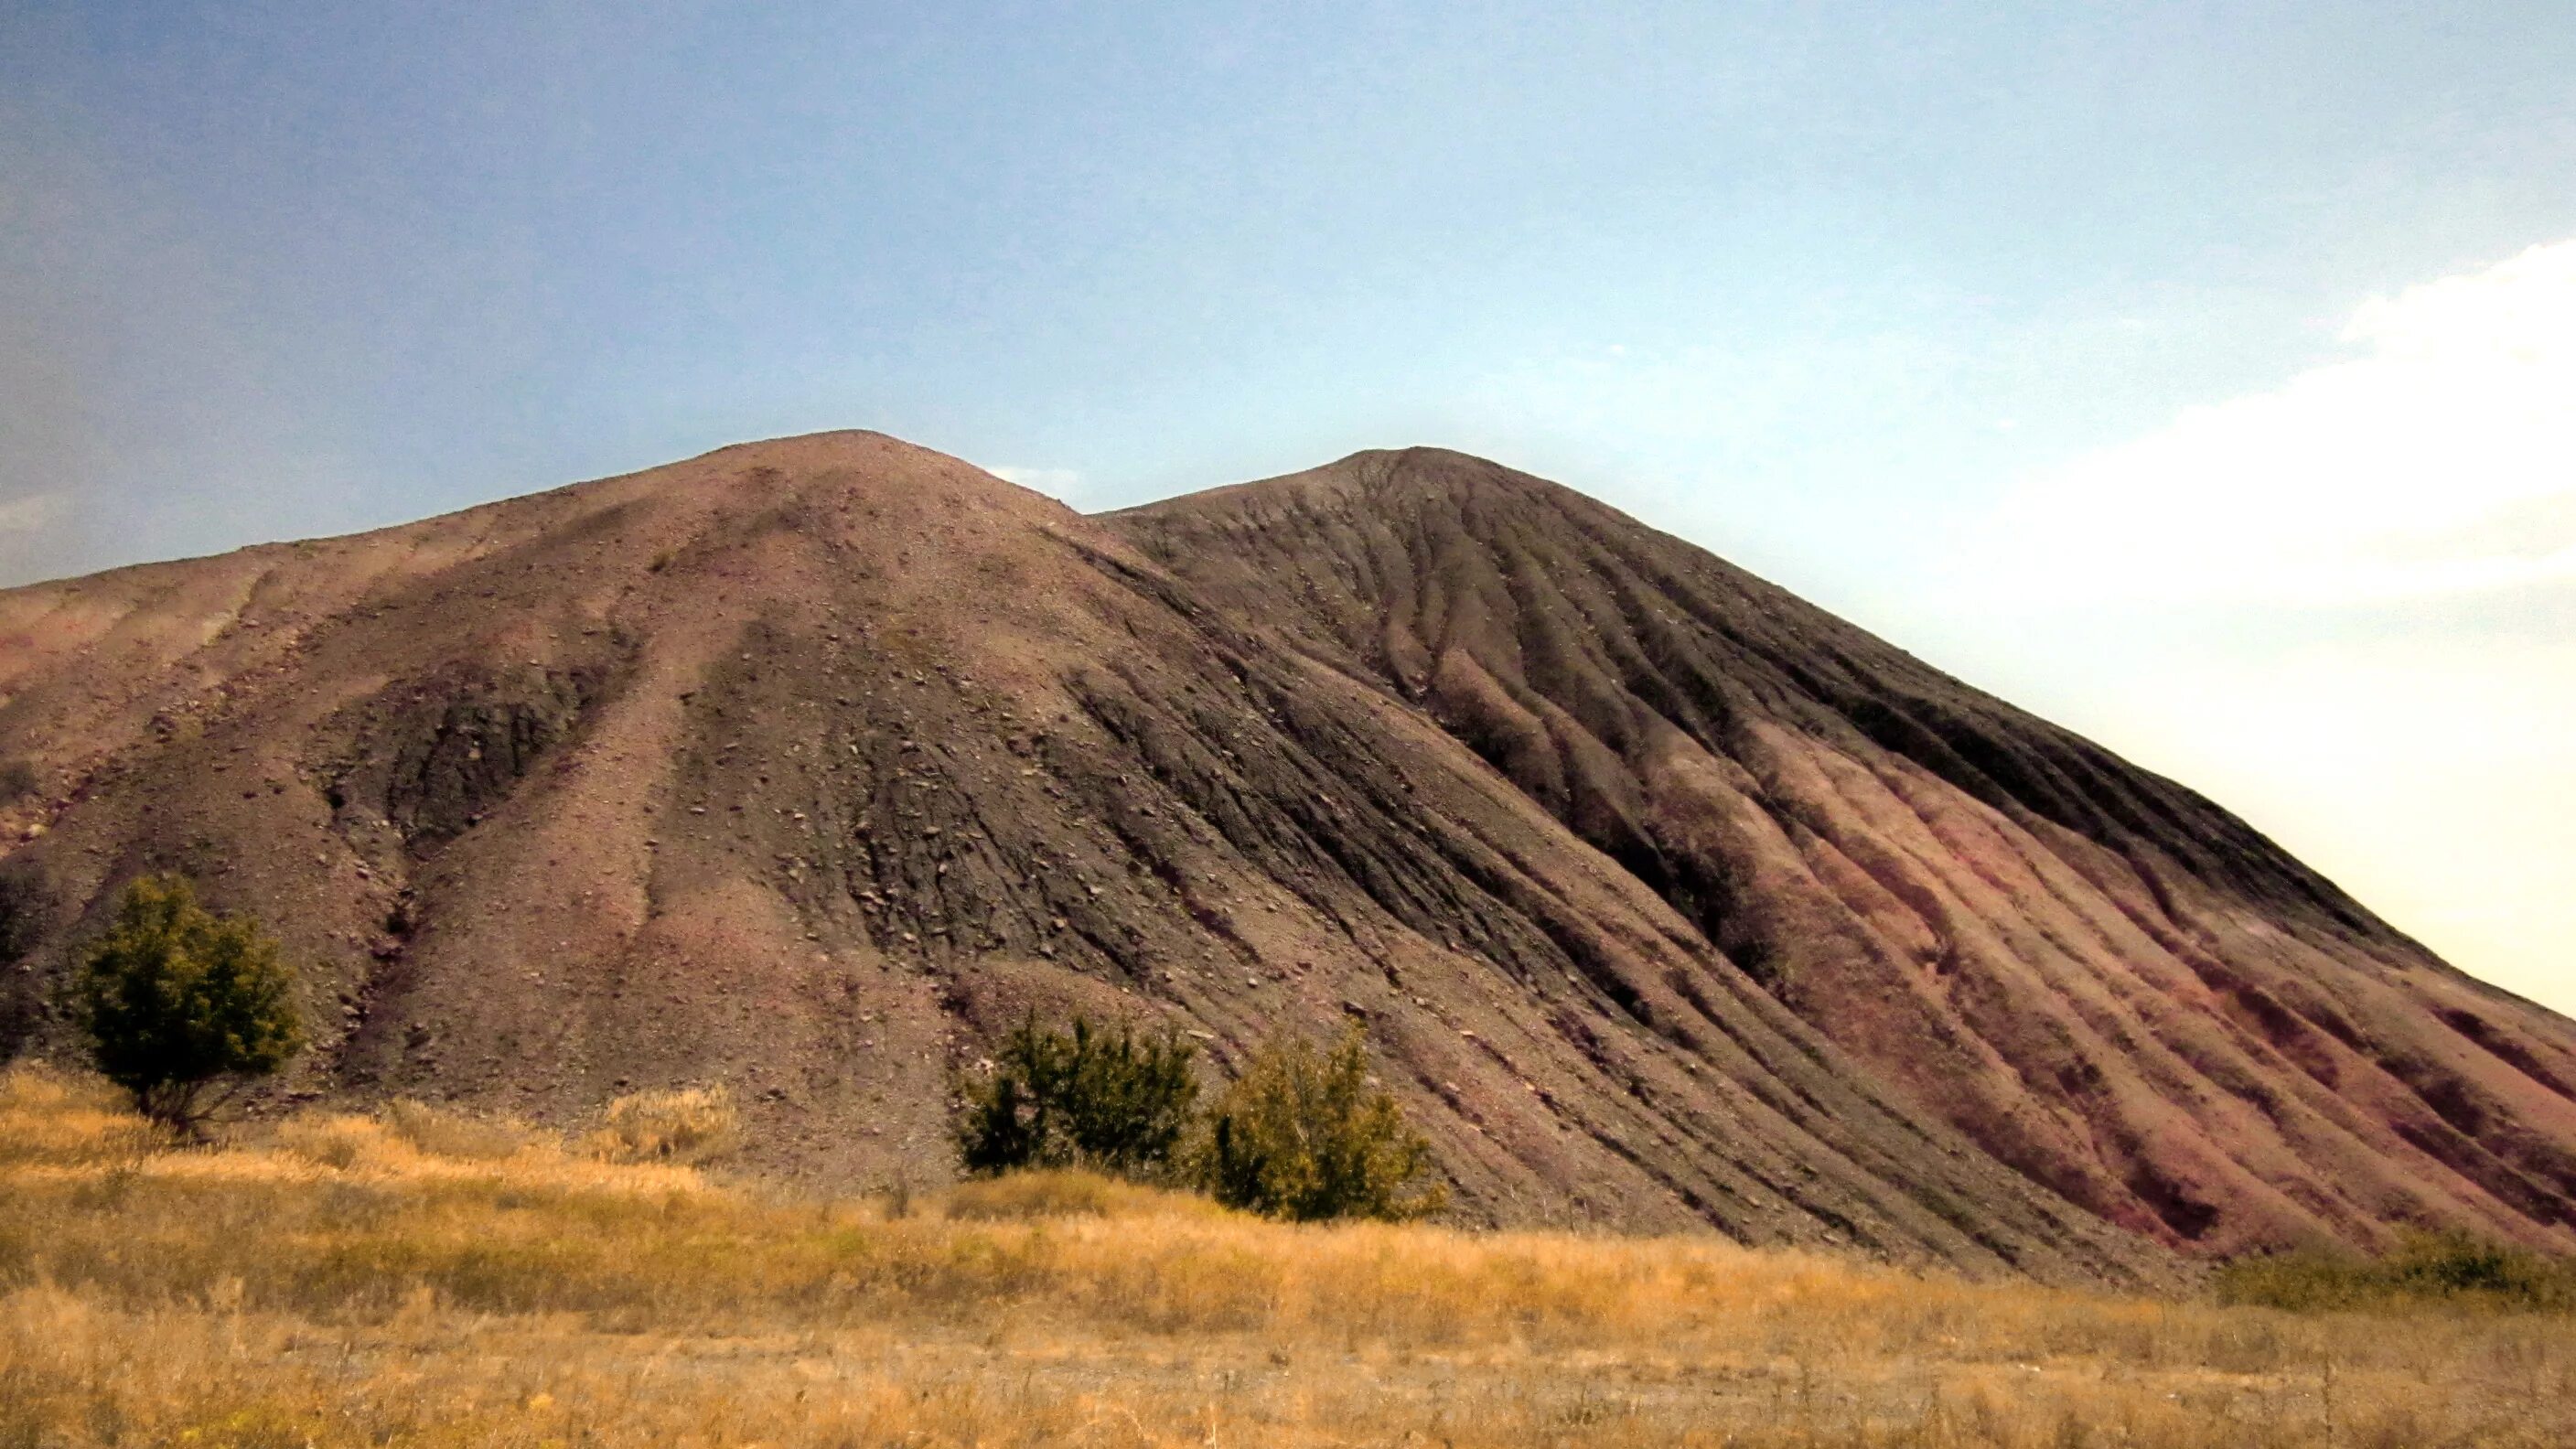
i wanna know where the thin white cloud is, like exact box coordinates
[985,464,1083,493]
[0,492,68,535]
[1931,240,2576,1012]
[1980,239,2576,606]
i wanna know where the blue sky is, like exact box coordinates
[5,3,2572,1006]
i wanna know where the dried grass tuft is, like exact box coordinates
[941,1166,1227,1222]
[381,1097,541,1161]
[583,1084,742,1165]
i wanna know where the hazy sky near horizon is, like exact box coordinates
[4,4,2572,1008]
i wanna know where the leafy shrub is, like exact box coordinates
[68,875,304,1135]
[585,1085,742,1165]
[2216,1230,2576,1314]
[955,1015,1199,1178]
[1194,1027,1444,1222]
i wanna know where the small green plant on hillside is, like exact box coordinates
[1194,1026,1445,1223]
[2216,1230,2576,1314]
[69,875,304,1136]
[955,1014,1199,1178]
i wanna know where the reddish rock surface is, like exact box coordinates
[1114,446,2576,1261]
[3,432,2570,1281]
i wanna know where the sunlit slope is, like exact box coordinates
[1113,446,2576,1256]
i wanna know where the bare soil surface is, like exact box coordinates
[5,431,2571,1281]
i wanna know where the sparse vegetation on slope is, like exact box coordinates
[3,1062,2571,1447]
[2216,1232,2576,1315]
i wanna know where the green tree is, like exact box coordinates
[70,875,305,1135]
[955,1014,1199,1178]
[1195,1027,1445,1222]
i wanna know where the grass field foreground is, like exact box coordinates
[2,1065,2570,1447]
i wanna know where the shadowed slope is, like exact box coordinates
[0,432,2165,1283]
[1111,446,2576,1256]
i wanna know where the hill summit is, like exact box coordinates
[5,431,2572,1282]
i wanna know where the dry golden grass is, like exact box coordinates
[1,1062,2568,1446]
[582,1083,744,1165]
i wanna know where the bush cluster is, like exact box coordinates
[955,1014,1444,1222]
[956,1015,1198,1177]
[2215,1230,2576,1314]
[57,869,1444,1226]
[1198,1030,1444,1222]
